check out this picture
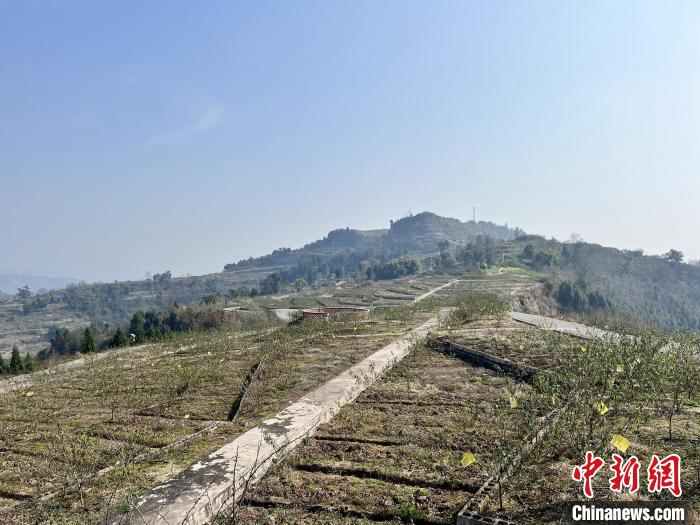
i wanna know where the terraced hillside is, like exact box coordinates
[0,278,478,524]
[0,302,88,360]
[3,267,694,524]
[245,271,540,311]
[0,211,523,360]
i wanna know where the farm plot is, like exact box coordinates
[447,328,563,371]
[237,270,536,316]
[433,274,538,299]
[0,311,436,524]
[238,341,534,524]
[241,316,700,524]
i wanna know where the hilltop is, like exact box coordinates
[225,212,520,270]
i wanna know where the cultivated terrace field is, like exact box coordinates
[236,301,699,523]
[0,270,698,524]
[244,271,538,311]
[0,273,516,524]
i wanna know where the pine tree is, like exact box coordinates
[9,346,23,374]
[145,324,161,340]
[129,312,146,343]
[23,353,34,373]
[111,327,127,348]
[80,328,97,354]
[0,353,7,374]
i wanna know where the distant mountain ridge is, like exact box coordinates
[226,212,521,270]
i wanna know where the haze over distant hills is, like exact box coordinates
[0,274,77,295]
[1,210,700,361]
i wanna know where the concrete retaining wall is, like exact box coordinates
[428,337,539,383]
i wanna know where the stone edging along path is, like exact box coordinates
[111,309,452,525]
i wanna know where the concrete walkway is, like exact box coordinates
[413,278,459,303]
[112,310,449,525]
[510,311,617,341]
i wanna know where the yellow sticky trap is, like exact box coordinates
[610,434,631,452]
[594,401,609,415]
[616,364,624,373]
[509,396,518,408]
[461,452,476,467]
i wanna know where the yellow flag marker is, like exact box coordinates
[616,364,624,373]
[610,434,631,452]
[509,396,518,408]
[594,401,609,415]
[461,452,476,467]
[580,345,587,353]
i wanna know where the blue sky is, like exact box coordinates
[1,1,699,281]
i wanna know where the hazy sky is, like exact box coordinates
[2,1,699,282]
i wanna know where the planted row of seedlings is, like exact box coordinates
[442,324,700,523]
[485,329,699,523]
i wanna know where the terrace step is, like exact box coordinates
[312,434,405,446]
[244,498,447,525]
[0,490,31,502]
[294,462,480,492]
[428,337,539,383]
[355,399,467,407]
